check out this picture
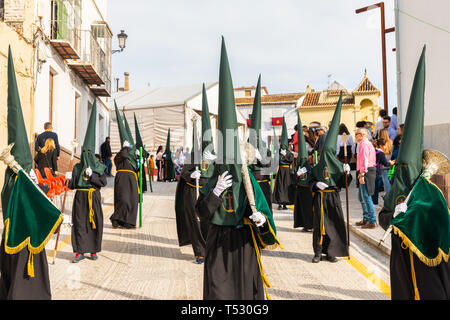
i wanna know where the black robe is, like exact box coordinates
[251,151,273,214]
[293,184,313,229]
[311,175,349,258]
[110,148,139,227]
[163,156,174,182]
[0,241,51,300]
[196,190,270,300]
[69,172,107,254]
[175,164,208,257]
[379,209,450,300]
[272,153,296,205]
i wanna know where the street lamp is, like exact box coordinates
[356,2,395,112]
[112,30,128,54]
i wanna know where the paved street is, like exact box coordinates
[31,173,392,300]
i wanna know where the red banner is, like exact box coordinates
[272,117,283,126]
[247,119,251,128]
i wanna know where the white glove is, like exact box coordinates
[343,163,351,173]
[316,182,329,190]
[250,211,267,227]
[62,214,71,224]
[203,150,217,161]
[123,140,130,148]
[29,170,38,184]
[280,149,287,156]
[213,171,233,197]
[394,202,408,218]
[254,148,262,161]
[190,170,201,180]
[85,167,92,177]
[297,167,307,177]
[135,149,140,156]
[65,171,72,180]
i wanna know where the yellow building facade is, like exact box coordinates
[0,0,36,188]
[299,73,381,133]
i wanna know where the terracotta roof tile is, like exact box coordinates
[301,92,321,106]
[234,86,269,95]
[354,76,379,92]
[236,93,304,105]
[301,92,354,107]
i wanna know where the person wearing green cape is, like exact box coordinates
[379,46,450,300]
[293,111,314,231]
[110,102,139,229]
[163,129,175,182]
[272,116,295,210]
[65,100,107,263]
[196,38,281,300]
[248,75,273,214]
[310,92,351,263]
[0,47,62,299]
[134,113,149,193]
[175,120,207,264]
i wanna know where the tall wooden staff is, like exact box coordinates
[139,147,143,228]
[342,133,350,257]
[51,139,78,264]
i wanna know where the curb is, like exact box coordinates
[349,224,391,256]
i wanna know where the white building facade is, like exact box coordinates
[33,0,112,170]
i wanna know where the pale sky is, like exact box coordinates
[108,0,397,111]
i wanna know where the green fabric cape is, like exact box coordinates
[249,74,267,173]
[391,176,450,267]
[312,92,344,187]
[1,46,33,219]
[295,111,313,186]
[4,170,62,255]
[134,113,148,159]
[384,46,426,212]
[74,99,106,188]
[279,116,293,166]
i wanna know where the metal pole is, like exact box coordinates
[380,2,389,112]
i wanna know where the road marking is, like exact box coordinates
[47,203,114,259]
[288,205,391,298]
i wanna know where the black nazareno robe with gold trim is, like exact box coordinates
[379,209,450,300]
[69,172,107,254]
[110,147,139,227]
[311,174,349,258]
[293,183,313,229]
[196,191,270,300]
[175,163,208,257]
[272,152,295,205]
[250,150,273,214]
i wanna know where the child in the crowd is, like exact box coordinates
[372,138,394,207]
[149,154,155,181]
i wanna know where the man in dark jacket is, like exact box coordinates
[35,122,60,160]
[100,137,113,176]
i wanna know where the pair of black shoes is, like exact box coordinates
[312,255,337,263]
[277,205,288,210]
[112,221,136,229]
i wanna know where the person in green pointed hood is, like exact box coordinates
[310,91,351,263]
[248,75,273,214]
[134,113,148,193]
[379,46,450,300]
[109,102,139,229]
[196,37,281,300]
[293,110,314,231]
[162,129,175,182]
[0,46,60,300]
[200,83,216,179]
[272,116,296,210]
[66,99,107,263]
[174,120,208,264]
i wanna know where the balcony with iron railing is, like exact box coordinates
[49,0,82,59]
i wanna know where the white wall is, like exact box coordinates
[396,0,450,155]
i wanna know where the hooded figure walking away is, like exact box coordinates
[196,38,282,300]
[0,47,62,300]
[248,75,273,214]
[66,100,107,263]
[163,129,175,182]
[110,102,139,229]
[310,92,351,263]
[379,47,450,300]
[272,116,295,210]
[293,111,314,231]
[134,113,148,193]
[175,120,208,264]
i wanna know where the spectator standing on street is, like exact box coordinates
[34,138,58,178]
[374,109,387,138]
[149,154,155,182]
[355,128,377,229]
[390,107,398,132]
[378,129,393,192]
[336,123,354,164]
[371,138,394,207]
[156,145,164,181]
[35,122,60,160]
[100,137,113,177]
[378,116,397,141]
[313,126,328,158]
